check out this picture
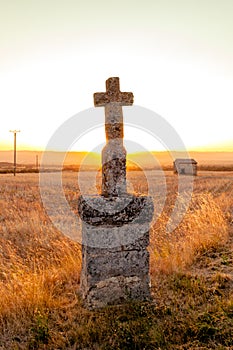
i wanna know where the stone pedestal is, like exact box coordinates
[78,194,154,309]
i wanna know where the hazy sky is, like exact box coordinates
[0,0,233,152]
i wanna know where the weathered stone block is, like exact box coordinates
[78,194,154,226]
[83,275,151,309]
[81,223,150,251]
[78,193,153,308]
[82,249,149,283]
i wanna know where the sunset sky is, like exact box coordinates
[0,0,232,153]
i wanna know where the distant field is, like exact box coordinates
[0,150,233,173]
[0,170,232,349]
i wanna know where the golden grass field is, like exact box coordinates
[0,170,232,349]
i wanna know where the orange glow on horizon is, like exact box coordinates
[1,140,232,153]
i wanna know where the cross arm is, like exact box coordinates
[94,93,110,107]
[119,92,134,106]
[94,92,134,107]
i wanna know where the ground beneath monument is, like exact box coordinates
[0,170,232,349]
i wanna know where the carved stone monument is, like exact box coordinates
[78,77,154,309]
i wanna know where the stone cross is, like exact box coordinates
[94,77,134,197]
[78,77,154,309]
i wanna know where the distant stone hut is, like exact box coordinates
[173,158,197,176]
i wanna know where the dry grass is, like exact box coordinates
[150,192,228,274]
[0,171,232,349]
[0,174,81,347]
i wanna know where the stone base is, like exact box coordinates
[78,194,154,309]
[83,275,151,309]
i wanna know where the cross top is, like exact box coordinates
[94,77,133,107]
[93,77,134,197]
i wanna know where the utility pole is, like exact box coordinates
[9,130,20,176]
[36,155,39,171]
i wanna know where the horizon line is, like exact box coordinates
[1,149,233,154]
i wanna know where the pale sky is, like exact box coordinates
[0,0,233,152]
